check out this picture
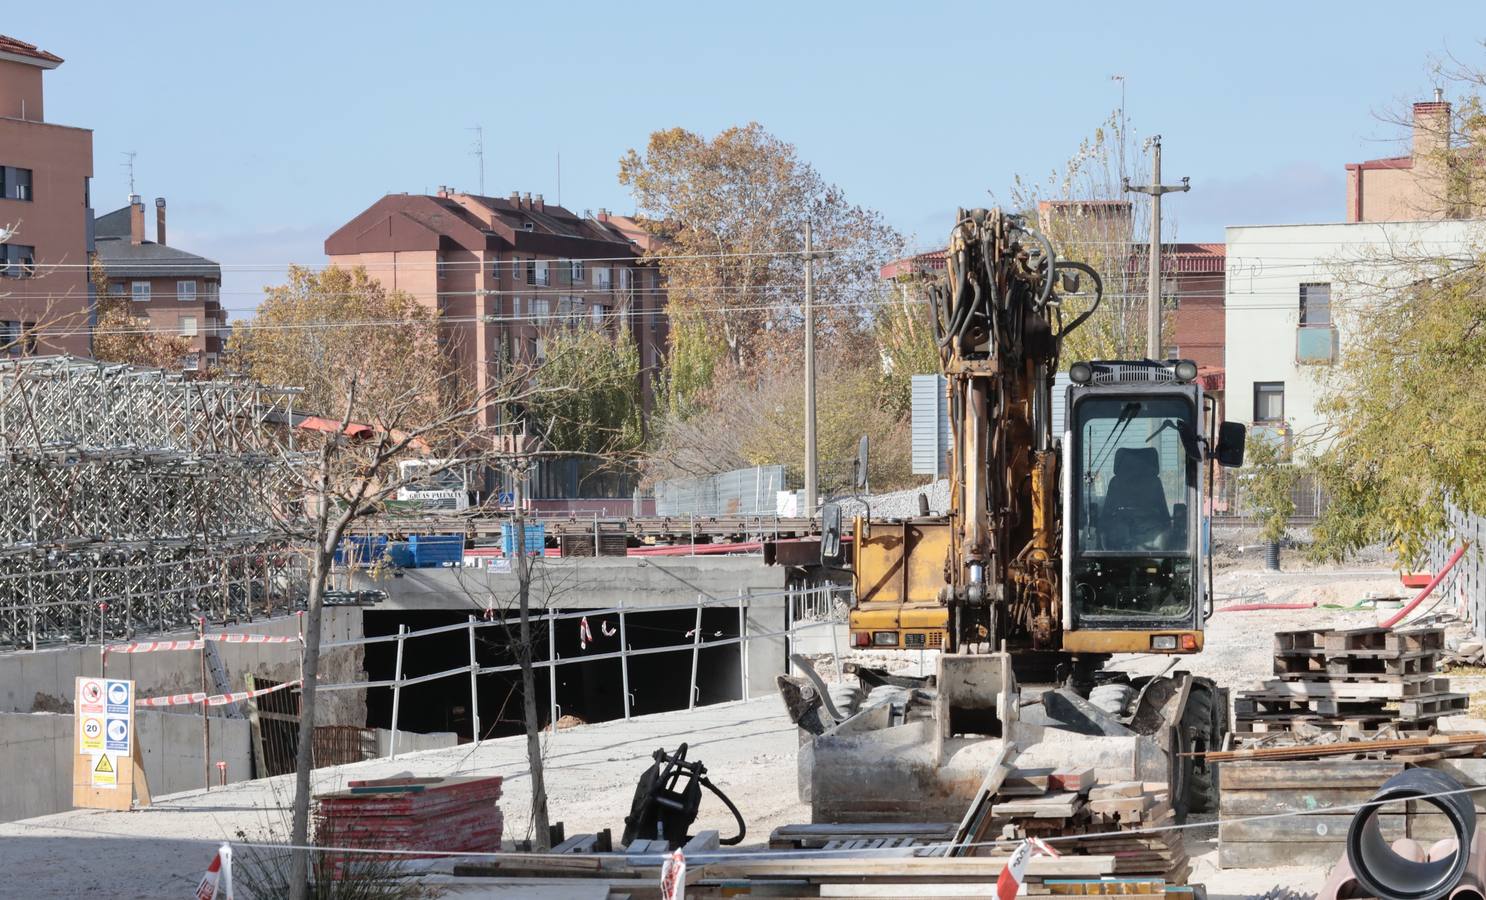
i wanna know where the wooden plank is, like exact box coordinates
[993,791,1083,818]
[1220,813,1403,843]
[1000,767,1054,796]
[1088,781,1144,801]
[1220,787,1375,816]
[1220,760,1404,790]
[698,854,1119,880]
[1218,842,1347,869]
[1245,676,1444,700]
[1049,768,1096,793]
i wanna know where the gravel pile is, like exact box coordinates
[835,479,949,519]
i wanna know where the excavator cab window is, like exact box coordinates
[1071,394,1198,623]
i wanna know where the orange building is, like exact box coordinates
[1345,93,1462,222]
[0,35,93,356]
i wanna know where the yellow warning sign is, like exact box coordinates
[80,716,104,752]
[92,753,117,789]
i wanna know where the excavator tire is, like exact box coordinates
[1177,680,1220,816]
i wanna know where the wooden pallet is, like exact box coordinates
[1234,714,1433,735]
[1275,651,1439,678]
[1400,692,1471,719]
[1323,627,1445,657]
[1243,675,1448,701]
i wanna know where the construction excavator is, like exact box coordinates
[779,208,1248,824]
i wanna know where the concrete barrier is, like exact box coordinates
[0,710,251,824]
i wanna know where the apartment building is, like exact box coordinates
[1345,93,1465,223]
[93,196,225,369]
[0,35,93,356]
[1225,220,1478,449]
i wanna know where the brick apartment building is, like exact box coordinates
[0,35,93,356]
[94,196,225,369]
[326,189,669,506]
[1345,92,1465,223]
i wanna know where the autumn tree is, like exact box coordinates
[89,258,195,369]
[228,265,446,418]
[619,123,904,399]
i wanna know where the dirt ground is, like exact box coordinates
[1,551,1476,897]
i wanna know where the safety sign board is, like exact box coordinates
[106,680,130,713]
[79,678,104,714]
[80,716,104,752]
[91,752,117,789]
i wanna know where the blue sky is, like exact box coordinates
[11,1,1479,317]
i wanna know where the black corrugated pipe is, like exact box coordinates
[1347,767,1476,900]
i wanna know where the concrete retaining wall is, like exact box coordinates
[0,710,251,824]
[0,608,366,726]
[373,727,459,757]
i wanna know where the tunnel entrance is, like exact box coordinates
[362,606,746,741]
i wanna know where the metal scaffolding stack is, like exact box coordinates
[0,356,303,649]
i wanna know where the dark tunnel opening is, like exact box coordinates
[362,606,746,741]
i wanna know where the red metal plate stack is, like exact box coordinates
[314,775,504,879]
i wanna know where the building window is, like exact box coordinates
[533,259,549,286]
[529,298,551,321]
[526,259,536,285]
[437,257,449,279]
[594,266,611,290]
[619,267,632,292]
[570,259,584,284]
[180,316,198,338]
[1299,282,1331,327]
[592,303,609,325]
[509,256,521,283]
[1253,382,1285,423]
[177,280,197,301]
[131,281,151,302]
[0,166,33,201]
[0,244,36,278]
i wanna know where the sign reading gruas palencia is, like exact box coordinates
[654,465,789,517]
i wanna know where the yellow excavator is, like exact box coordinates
[783,208,1247,823]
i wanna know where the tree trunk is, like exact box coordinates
[288,547,330,900]
[514,473,551,849]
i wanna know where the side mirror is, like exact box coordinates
[853,435,870,491]
[1214,421,1246,468]
[820,503,843,563]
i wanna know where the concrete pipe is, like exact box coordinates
[1347,768,1477,900]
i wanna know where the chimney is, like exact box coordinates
[522,192,532,210]
[534,193,545,212]
[154,197,167,246]
[1412,94,1452,161]
[436,185,451,198]
[509,191,521,207]
[597,208,610,223]
[129,195,145,245]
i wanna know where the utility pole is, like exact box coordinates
[512,463,551,850]
[803,220,818,518]
[1123,136,1189,359]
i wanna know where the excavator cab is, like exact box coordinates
[1060,359,1245,655]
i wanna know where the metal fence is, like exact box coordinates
[1423,505,1486,641]
[1211,470,1330,522]
[317,584,847,756]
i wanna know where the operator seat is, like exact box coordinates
[1100,447,1169,550]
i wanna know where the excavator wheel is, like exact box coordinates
[1175,679,1221,817]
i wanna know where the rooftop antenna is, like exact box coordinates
[556,152,561,208]
[122,151,138,197]
[469,126,485,195]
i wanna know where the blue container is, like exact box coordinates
[500,523,545,557]
[334,535,388,567]
[386,541,415,568]
[409,534,465,568]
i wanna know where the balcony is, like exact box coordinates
[1296,325,1338,365]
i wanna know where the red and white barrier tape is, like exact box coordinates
[105,633,300,654]
[137,678,301,708]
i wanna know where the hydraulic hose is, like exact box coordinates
[1346,767,1475,900]
[700,776,747,846]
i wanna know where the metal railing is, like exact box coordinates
[317,583,847,756]
[1424,505,1486,641]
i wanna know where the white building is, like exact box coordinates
[1224,220,1481,451]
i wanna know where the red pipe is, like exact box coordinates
[1216,602,1316,613]
[1380,542,1470,629]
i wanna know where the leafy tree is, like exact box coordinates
[525,323,644,457]
[1310,254,1486,564]
[1242,434,1298,548]
[89,258,195,369]
[228,265,446,419]
[619,123,903,396]
[873,279,941,416]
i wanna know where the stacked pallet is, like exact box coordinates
[969,769,1189,886]
[314,775,504,879]
[1235,626,1467,733]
